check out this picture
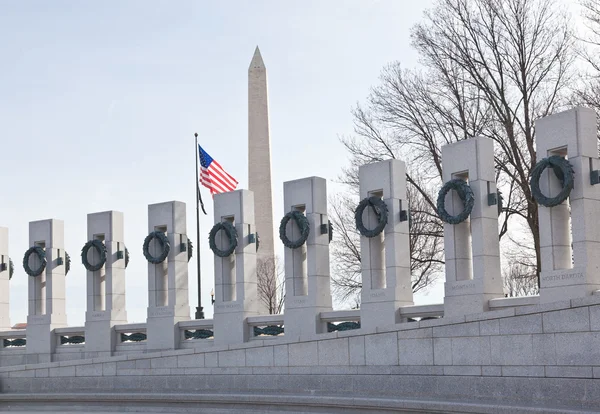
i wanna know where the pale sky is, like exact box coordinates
[0,0,442,325]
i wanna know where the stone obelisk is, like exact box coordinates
[248,47,275,263]
[249,46,276,314]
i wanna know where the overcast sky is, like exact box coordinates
[0,0,448,325]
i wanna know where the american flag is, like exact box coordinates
[198,145,238,195]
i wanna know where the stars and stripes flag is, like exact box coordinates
[198,144,238,196]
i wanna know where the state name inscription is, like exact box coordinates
[541,271,584,284]
[451,282,476,291]
[88,311,106,320]
[148,307,174,317]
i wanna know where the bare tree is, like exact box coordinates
[256,256,285,314]
[339,0,574,291]
[579,0,600,72]
[503,235,539,296]
[407,182,445,293]
[574,0,600,130]
[329,193,363,304]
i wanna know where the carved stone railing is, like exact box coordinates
[488,295,540,310]
[55,327,85,352]
[114,323,147,353]
[247,315,284,339]
[0,330,26,350]
[320,305,444,330]
[320,310,361,332]
[399,304,444,322]
[179,319,214,347]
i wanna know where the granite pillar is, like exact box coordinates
[84,211,127,358]
[536,107,600,302]
[26,219,67,363]
[441,137,503,317]
[359,160,413,328]
[283,177,332,338]
[146,201,190,352]
[213,190,259,345]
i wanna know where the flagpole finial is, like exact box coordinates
[194,132,198,138]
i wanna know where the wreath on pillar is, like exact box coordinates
[23,246,46,277]
[9,258,13,280]
[328,220,333,243]
[143,231,170,264]
[530,155,574,207]
[209,222,238,257]
[81,239,107,272]
[65,252,71,275]
[436,179,475,224]
[279,211,310,249]
[187,239,193,262]
[124,247,130,268]
[355,196,388,238]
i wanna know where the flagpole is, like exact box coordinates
[194,133,204,320]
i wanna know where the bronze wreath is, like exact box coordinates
[530,155,574,208]
[436,179,474,224]
[355,196,388,238]
[209,222,238,257]
[23,246,46,277]
[279,211,310,249]
[143,231,171,264]
[81,239,107,272]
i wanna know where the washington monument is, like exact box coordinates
[248,47,275,264]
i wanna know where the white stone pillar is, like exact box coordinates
[359,160,413,328]
[441,137,503,317]
[536,107,600,302]
[146,201,190,352]
[283,177,332,338]
[0,227,10,330]
[26,219,67,363]
[213,190,259,345]
[84,211,127,358]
